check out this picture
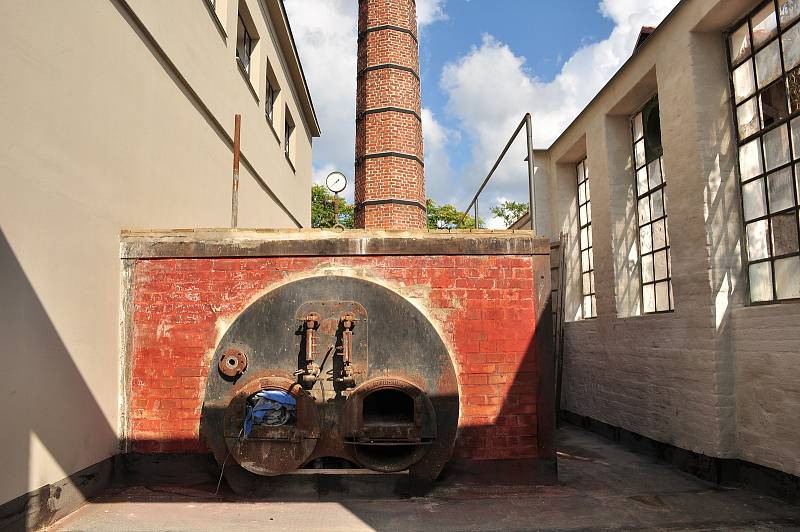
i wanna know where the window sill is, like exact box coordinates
[204,2,227,40]
[236,57,259,104]
[265,115,280,144]
[285,153,296,174]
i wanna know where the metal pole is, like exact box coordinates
[474,198,479,229]
[525,113,537,234]
[231,114,242,229]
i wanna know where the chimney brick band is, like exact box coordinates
[355,0,426,229]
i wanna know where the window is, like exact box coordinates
[576,159,596,318]
[284,109,295,162]
[728,0,800,303]
[632,96,674,313]
[265,63,280,126]
[266,81,277,123]
[236,6,256,75]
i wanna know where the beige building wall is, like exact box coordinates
[537,0,800,477]
[0,0,318,508]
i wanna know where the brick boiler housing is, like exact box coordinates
[122,230,556,483]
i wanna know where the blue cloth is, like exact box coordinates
[243,390,297,437]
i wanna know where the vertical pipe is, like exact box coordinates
[525,113,537,234]
[231,114,242,229]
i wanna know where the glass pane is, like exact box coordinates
[752,3,779,48]
[763,124,790,171]
[640,224,653,254]
[730,22,752,65]
[791,118,800,158]
[583,273,592,294]
[739,138,763,181]
[652,218,667,250]
[743,178,768,220]
[756,40,782,88]
[590,295,597,317]
[779,0,800,27]
[783,20,800,71]
[656,281,670,312]
[642,254,654,283]
[788,68,800,112]
[775,256,800,299]
[582,250,590,270]
[737,98,761,138]
[643,284,656,313]
[585,179,591,201]
[583,296,592,317]
[586,203,592,223]
[767,167,796,212]
[747,219,771,260]
[581,227,589,249]
[634,139,646,169]
[654,249,668,280]
[749,261,774,302]
[579,182,586,204]
[651,189,665,219]
[647,158,662,189]
[577,161,585,180]
[733,60,756,103]
[636,167,649,195]
[580,205,588,225]
[771,212,799,254]
[633,113,643,141]
[760,80,789,128]
[638,196,651,224]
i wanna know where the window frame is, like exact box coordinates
[726,0,800,305]
[236,12,255,75]
[576,158,597,319]
[631,94,675,314]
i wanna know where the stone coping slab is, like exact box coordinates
[120,229,549,258]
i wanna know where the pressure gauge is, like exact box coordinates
[325,171,347,194]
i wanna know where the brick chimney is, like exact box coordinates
[355,0,426,229]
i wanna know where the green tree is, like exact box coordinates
[311,184,354,228]
[426,199,482,229]
[490,200,529,228]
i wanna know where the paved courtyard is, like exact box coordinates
[48,425,800,531]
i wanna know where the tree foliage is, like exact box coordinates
[490,200,529,228]
[426,199,482,229]
[311,184,354,228]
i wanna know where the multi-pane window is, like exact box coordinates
[728,0,800,303]
[632,96,674,313]
[576,159,596,318]
[236,13,255,74]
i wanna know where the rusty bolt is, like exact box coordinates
[305,313,320,329]
[219,350,248,378]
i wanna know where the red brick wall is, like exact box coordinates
[128,255,542,461]
[355,0,425,229]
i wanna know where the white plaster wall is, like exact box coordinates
[0,0,315,506]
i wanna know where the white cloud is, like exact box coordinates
[422,108,460,203]
[436,0,680,212]
[417,0,448,26]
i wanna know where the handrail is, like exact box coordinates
[459,113,537,232]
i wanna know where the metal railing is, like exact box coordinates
[459,113,537,232]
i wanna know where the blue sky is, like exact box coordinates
[284,0,679,224]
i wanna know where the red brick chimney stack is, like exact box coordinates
[355,0,426,229]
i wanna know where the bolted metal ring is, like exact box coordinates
[219,349,248,377]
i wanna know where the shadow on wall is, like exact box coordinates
[0,229,118,531]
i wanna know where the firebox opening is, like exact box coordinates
[363,389,414,425]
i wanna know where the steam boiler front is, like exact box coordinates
[200,276,459,491]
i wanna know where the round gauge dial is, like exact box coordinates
[325,171,347,194]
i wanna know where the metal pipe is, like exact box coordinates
[459,114,529,227]
[525,113,537,234]
[231,114,241,229]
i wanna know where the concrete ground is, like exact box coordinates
[48,425,800,531]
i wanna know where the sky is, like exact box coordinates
[284,0,681,227]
